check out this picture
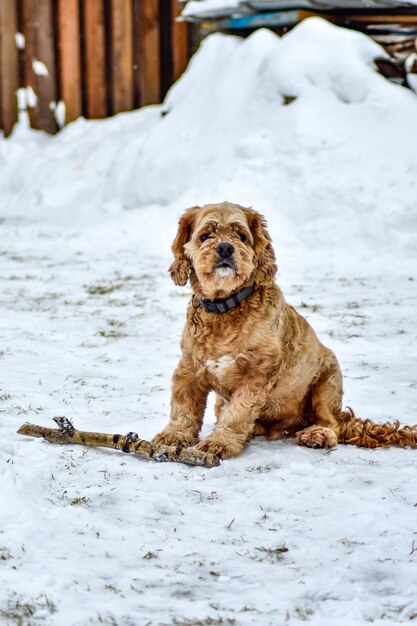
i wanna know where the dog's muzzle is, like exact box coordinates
[214,242,236,271]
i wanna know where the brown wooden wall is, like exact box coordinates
[0,0,190,136]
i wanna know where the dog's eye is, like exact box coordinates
[237,232,247,242]
[200,233,211,242]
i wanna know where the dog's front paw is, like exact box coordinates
[296,426,338,449]
[152,429,198,449]
[196,435,244,459]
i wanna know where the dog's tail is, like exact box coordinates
[338,408,417,448]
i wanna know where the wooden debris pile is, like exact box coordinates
[373,33,417,91]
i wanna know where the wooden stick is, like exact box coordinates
[17,417,221,468]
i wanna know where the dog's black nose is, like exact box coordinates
[216,242,235,258]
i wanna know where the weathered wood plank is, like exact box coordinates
[111,0,134,113]
[20,0,39,128]
[0,0,19,135]
[339,13,417,23]
[83,0,107,118]
[33,0,57,133]
[57,0,82,123]
[171,0,189,82]
[137,0,160,105]
[132,0,141,108]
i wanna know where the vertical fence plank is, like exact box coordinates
[19,0,38,128]
[137,0,160,105]
[34,0,57,133]
[111,0,134,113]
[132,0,141,109]
[19,0,55,130]
[0,0,19,136]
[57,0,82,124]
[171,0,189,82]
[83,0,107,118]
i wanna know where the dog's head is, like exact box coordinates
[169,202,277,298]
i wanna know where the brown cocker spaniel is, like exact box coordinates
[153,202,417,458]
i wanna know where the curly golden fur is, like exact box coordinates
[153,202,417,458]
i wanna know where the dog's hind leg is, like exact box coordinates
[296,352,342,449]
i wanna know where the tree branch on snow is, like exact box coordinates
[17,417,220,468]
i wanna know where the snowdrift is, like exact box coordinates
[1,17,417,253]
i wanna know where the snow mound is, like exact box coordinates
[182,0,242,18]
[1,17,417,254]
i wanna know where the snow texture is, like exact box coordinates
[32,60,49,77]
[182,0,243,18]
[0,18,416,626]
[182,0,417,16]
[14,32,25,50]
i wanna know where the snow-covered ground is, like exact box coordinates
[1,18,416,626]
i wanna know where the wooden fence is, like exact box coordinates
[0,0,190,136]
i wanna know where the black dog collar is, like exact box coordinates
[198,283,255,314]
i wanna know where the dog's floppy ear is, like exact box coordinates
[169,206,199,286]
[245,209,277,285]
